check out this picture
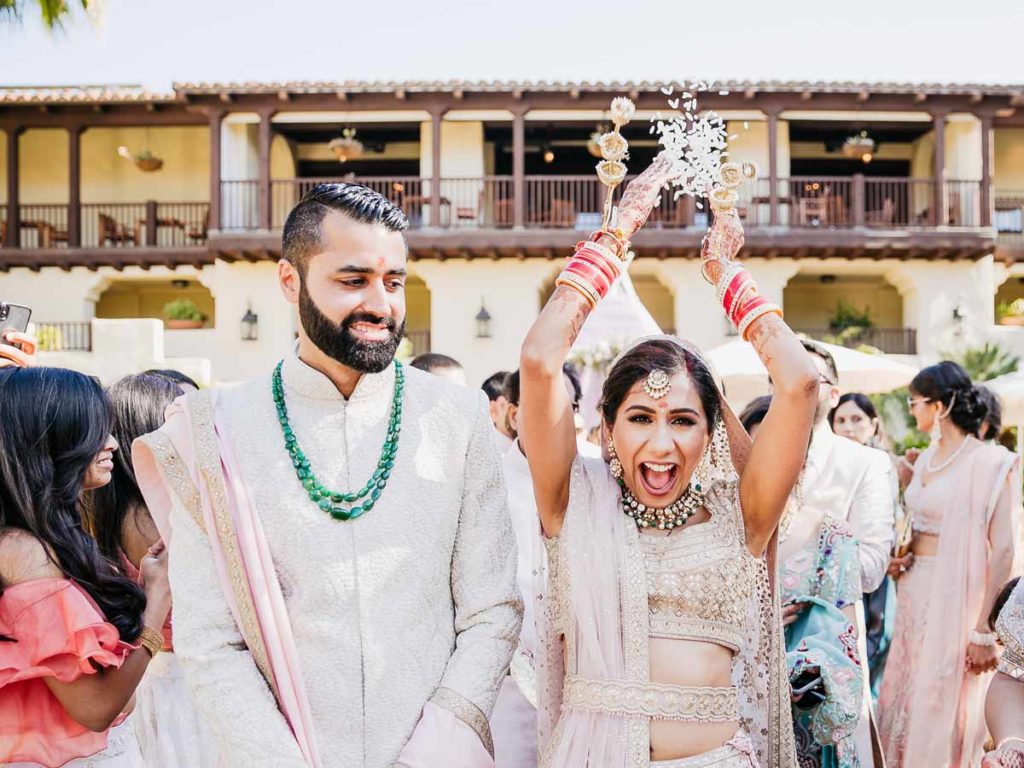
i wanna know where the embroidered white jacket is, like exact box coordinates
[159,353,522,767]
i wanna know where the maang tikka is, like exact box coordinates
[644,369,672,399]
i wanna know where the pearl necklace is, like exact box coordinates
[619,481,705,531]
[925,436,970,475]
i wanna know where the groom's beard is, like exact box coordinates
[298,284,405,374]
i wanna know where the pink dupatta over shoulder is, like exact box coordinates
[902,440,1021,766]
[133,390,322,768]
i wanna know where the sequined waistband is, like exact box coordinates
[650,731,756,766]
[562,674,740,722]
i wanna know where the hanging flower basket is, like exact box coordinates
[118,146,164,173]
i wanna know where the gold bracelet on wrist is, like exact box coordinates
[138,625,164,658]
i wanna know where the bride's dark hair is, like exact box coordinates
[600,339,721,430]
[0,367,146,642]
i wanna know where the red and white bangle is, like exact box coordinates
[556,272,600,309]
[737,299,783,340]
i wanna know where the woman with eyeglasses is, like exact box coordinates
[877,361,1021,768]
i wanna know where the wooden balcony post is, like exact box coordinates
[67,125,83,247]
[512,109,526,229]
[430,110,443,228]
[208,110,224,231]
[257,109,274,230]
[767,111,780,226]
[145,200,158,246]
[852,173,865,227]
[4,126,22,248]
[980,114,993,227]
[932,112,947,226]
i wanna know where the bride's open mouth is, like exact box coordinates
[637,461,679,498]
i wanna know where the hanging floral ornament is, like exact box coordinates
[328,128,364,163]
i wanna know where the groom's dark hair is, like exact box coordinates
[282,182,408,275]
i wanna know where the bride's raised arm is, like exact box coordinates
[699,199,818,555]
[519,153,679,538]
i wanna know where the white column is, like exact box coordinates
[888,258,996,361]
[413,258,554,387]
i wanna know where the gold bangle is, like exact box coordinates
[138,625,164,658]
[555,274,599,309]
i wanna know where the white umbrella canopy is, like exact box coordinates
[706,338,920,405]
[983,371,1024,425]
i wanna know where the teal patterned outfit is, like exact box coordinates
[780,516,863,768]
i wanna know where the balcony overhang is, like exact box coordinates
[208,227,998,263]
[0,247,212,272]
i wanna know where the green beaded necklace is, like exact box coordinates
[272,360,404,521]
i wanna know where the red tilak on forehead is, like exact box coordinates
[377,255,386,268]
[658,402,668,409]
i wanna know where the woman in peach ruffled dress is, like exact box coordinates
[0,366,171,767]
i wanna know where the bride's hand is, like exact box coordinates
[615,151,680,239]
[700,206,745,285]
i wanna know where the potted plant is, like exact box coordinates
[997,299,1024,327]
[163,299,206,330]
[117,146,164,172]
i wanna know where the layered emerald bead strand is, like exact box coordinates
[272,360,404,521]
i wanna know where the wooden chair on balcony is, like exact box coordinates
[547,199,576,227]
[99,213,137,246]
[866,198,895,226]
[492,199,515,227]
[187,210,210,243]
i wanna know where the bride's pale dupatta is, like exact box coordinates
[133,390,322,768]
[534,336,796,768]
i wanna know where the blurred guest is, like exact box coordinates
[410,352,467,385]
[739,395,772,440]
[879,363,1020,767]
[91,374,218,767]
[982,578,1024,767]
[143,369,200,393]
[977,385,1004,443]
[482,371,515,448]
[789,341,894,766]
[829,393,901,700]
[0,367,170,767]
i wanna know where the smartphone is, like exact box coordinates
[0,302,32,346]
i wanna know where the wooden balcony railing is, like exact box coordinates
[35,321,93,352]
[0,177,992,252]
[996,190,1024,248]
[798,327,918,355]
[0,202,210,249]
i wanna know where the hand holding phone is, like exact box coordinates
[0,302,37,368]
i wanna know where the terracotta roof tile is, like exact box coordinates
[0,84,175,104]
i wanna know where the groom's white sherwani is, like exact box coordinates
[163,353,523,767]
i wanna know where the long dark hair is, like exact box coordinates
[828,393,879,431]
[909,361,987,436]
[600,339,721,430]
[0,367,145,641]
[91,374,182,564]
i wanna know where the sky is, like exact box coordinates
[0,0,1022,90]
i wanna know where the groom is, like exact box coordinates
[135,183,523,767]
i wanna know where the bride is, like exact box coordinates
[519,154,818,767]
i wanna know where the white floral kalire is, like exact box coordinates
[651,82,732,203]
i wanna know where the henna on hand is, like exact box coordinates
[617,151,680,238]
[551,286,593,346]
[746,312,788,368]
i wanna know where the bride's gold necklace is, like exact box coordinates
[619,480,705,531]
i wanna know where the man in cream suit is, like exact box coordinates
[136,183,522,768]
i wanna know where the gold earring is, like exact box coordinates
[607,434,623,480]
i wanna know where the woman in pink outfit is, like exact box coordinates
[0,367,171,767]
[878,361,1020,768]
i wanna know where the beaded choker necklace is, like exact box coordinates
[619,480,705,531]
[272,360,404,521]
